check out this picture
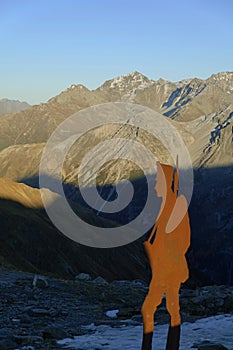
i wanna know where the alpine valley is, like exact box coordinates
[0,71,233,286]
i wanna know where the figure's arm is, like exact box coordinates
[179,213,191,254]
[166,195,190,253]
[166,195,187,233]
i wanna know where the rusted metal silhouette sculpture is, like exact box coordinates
[141,160,191,350]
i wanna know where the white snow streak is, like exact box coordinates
[58,314,233,350]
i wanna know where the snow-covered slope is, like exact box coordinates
[58,314,233,350]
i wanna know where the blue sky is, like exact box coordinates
[1,0,233,104]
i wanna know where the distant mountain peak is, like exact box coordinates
[207,72,233,95]
[0,98,30,116]
[178,78,196,85]
[209,71,233,81]
[100,71,153,93]
[122,71,149,79]
[111,71,150,84]
[68,83,89,91]
[48,83,91,104]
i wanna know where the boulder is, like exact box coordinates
[32,274,49,289]
[43,326,71,340]
[92,276,108,285]
[75,273,91,281]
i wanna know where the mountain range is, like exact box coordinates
[0,71,232,285]
[0,98,30,117]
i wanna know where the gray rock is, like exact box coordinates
[215,298,224,307]
[32,274,49,289]
[43,326,71,340]
[92,277,108,285]
[12,335,43,345]
[60,310,69,316]
[11,318,20,324]
[75,273,91,281]
[27,308,50,316]
[181,289,199,298]
[111,280,132,286]
[131,314,143,323]
[20,314,32,324]
[117,307,141,318]
[49,308,59,317]
[131,280,147,287]
[0,281,12,288]
[191,296,206,305]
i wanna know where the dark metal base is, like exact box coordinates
[165,325,180,350]
[141,332,153,350]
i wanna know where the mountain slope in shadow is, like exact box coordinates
[0,163,233,287]
[0,179,148,281]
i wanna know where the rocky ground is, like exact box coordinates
[0,268,232,350]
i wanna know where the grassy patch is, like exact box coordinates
[0,143,11,152]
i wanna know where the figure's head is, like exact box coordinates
[155,162,178,199]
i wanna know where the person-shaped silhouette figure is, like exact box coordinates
[141,161,191,350]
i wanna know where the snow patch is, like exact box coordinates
[57,314,233,350]
[109,72,153,91]
[106,309,119,318]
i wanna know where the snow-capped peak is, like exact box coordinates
[208,72,233,94]
[109,71,153,91]
[209,71,233,82]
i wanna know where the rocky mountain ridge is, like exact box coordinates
[0,98,30,116]
[0,71,232,147]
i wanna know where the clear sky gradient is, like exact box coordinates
[1,0,233,104]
